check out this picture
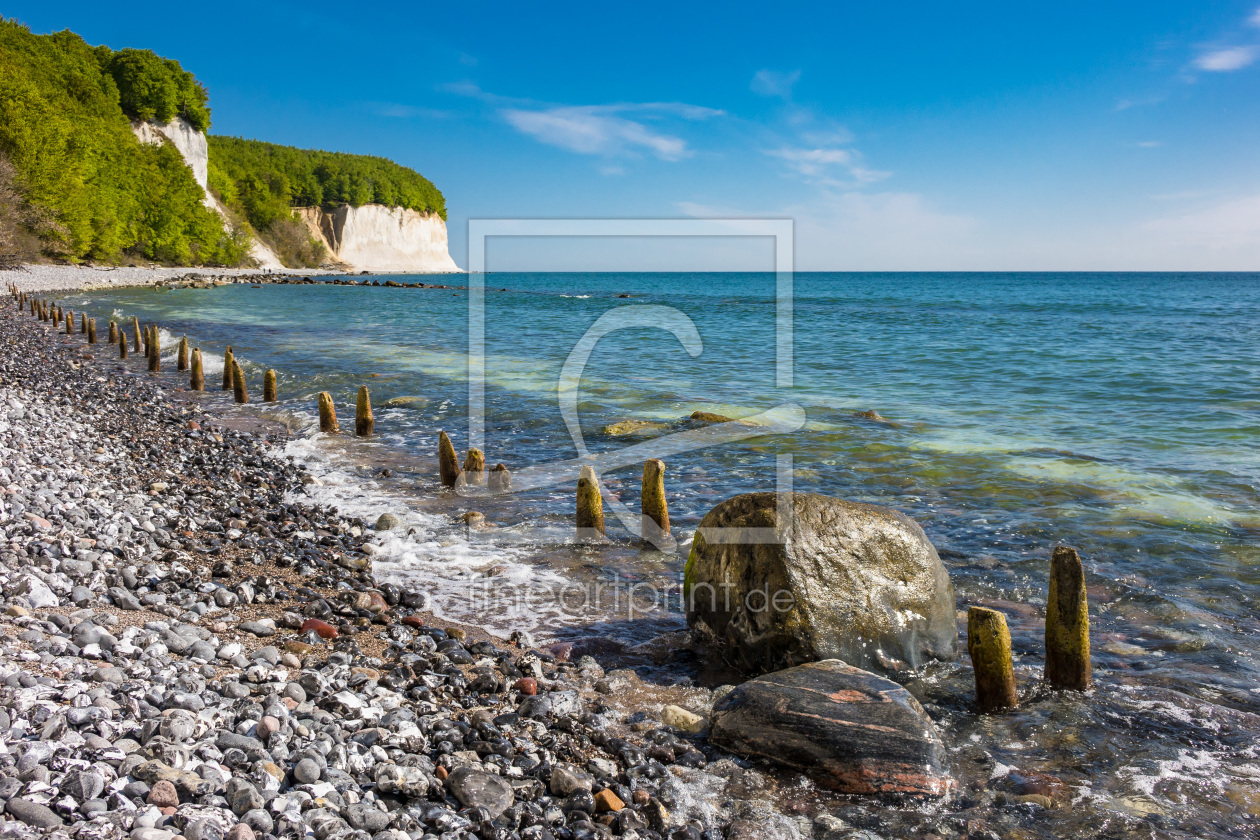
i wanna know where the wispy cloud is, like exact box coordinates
[1193,45,1258,71]
[1251,6,1260,27]
[750,69,801,99]
[1135,140,1163,148]
[502,106,699,160]
[368,102,453,119]
[764,145,890,186]
[444,83,721,161]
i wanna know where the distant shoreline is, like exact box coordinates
[0,263,465,293]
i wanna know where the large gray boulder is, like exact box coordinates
[684,492,956,674]
[709,659,950,797]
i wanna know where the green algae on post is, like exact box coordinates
[576,464,605,538]
[641,458,670,542]
[190,348,204,391]
[967,606,1018,712]
[437,431,460,487]
[488,462,511,493]
[355,386,374,436]
[147,328,161,372]
[317,391,339,433]
[107,321,116,344]
[177,336,189,371]
[222,347,233,390]
[263,369,277,402]
[231,360,248,403]
[131,316,141,352]
[119,329,128,359]
[1046,545,1092,691]
[86,319,96,344]
[463,447,485,485]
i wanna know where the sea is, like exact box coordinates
[72,272,1260,838]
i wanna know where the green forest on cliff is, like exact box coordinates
[0,19,446,267]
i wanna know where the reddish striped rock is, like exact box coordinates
[709,659,950,797]
[401,615,425,629]
[300,618,338,639]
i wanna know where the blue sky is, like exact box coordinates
[10,1,1260,270]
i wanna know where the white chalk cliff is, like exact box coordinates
[296,205,459,273]
[132,117,284,269]
[132,118,460,273]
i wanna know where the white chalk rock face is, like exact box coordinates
[298,205,459,273]
[131,117,209,190]
[132,118,285,269]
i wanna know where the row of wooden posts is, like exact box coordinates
[12,286,1084,710]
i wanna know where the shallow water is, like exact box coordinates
[74,272,1260,838]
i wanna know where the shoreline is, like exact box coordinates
[1,264,467,294]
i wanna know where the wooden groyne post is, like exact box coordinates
[438,431,461,487]
[318,391,339,433]
[576,465,605,538]
[968,606,1018,712]
[1045,545,1092,690]
[641,458,669,543]
[355,386,374,436]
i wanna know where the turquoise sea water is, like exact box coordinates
[75,272,1260,837]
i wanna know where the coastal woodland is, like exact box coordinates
[0,20,446,268]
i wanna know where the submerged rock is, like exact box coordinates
[602,419,671,437]
[684,491,957,675]
[709,660,950,797]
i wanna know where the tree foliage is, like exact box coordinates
[208,136,448,231]
[0,20,244,264]
[103,47,211,131]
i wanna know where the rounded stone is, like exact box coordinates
[685,491,957,675]
[146,780,179,808]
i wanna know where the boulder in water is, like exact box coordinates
[684,491,956,675]
[709,659,950,797]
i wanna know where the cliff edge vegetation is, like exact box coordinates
[0,20,246,265]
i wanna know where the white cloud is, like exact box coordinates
[1135,140,1163,148]
[1193,46,1258,71]
[751,69,801,99]
[501,106,694,160]
[1250,7,1260,27]
[764,146,891,185]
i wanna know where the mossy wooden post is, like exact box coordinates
[437,431,461,487]
[463,448,485,484]
[87,319,97,344]
[131,316,141,352]
[107,321,117,344]
[80,313,87,335]
[66,311,74,334]
[190,349,204,391]
[263,369,277,402]
[968,606,1018,712]
[488,463,511,493]
[576,465,605,538]
[147,328,161,372]
[1046,545,1092,690]
[119,329,128,359]
[177,337,189,371]
[222,347,234,390]
[231,360,248,403]
[142,325,151,359]
[54,306,61,326]
[641,459,670,543]
[355,386,374,436]
[317,392,339,433]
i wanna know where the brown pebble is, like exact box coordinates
[256,716,280,740]
[226,825,255,840]
[632,789,650,805]
[435,766,449,781]
[594,789,625,812]
[513,678,538,696]
[147,779,179,808]
[401,615,425,629]
[301,618,338,639]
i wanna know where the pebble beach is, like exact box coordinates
[0,289,801,840]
